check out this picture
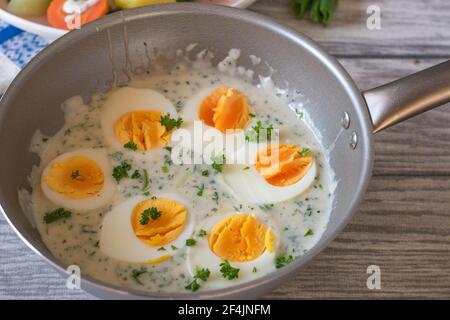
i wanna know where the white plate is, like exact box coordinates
[0,0,256,42]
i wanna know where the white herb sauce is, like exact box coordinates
[21,49,336,293]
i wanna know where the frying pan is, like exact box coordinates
[0,4,449,299]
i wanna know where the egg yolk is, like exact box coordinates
[198,87,251,133]
[114,110,170,151]
[43,156,104,199]
[255,144,313,187]
[208,214,275,262]
[131,198,187,247]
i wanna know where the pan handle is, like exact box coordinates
[363,60,450,133]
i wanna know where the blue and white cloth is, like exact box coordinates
[0,19,48,93]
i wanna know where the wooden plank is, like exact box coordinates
[250,0,450,57]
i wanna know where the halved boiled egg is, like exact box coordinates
[182,86,252,132]
[99,193,194,264]
[101,87,178,153]
[173,86,253,162]
[186,212,278,289]
[221,144,316,204]
[41,148,115,211]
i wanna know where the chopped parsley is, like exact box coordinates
[160,114,183,131]
[141,168,150,194]
[243,166,250,170]
[298,147,311,157]
[195,184,205,197]
[131,170,141,179]
[43,208,72,224]
[219,260,240,280]
[140,207,161,225]
[248,112,256,118]
[275,255,295,269]
[171,245,178,250]
[157,247,166,251]
[245,121,274,142]
[131,269,147,285]
[124,141,138,151]
[198,229,207,237]
[161,164,169,173]
[186,239,196,246]
[252,267,258,273]
[185,267,210,292]
[304,229,314,237]
[70,170,80,180]
[201,170,209,177]
[211,154,225,173]
[112,161,132,183]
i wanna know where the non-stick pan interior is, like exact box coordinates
[0,4,373,298]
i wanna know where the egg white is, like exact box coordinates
[174,86,255,164]
[186,211,278,290]
[40,148,115,211]
[221,159,317,205]
[99,193,195,264]
[100,87,178,155]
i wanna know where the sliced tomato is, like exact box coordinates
[47,0,109,30]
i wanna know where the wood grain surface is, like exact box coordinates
[1,0,450,299]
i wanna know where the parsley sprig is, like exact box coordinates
[185,267,210,292]
[43,208,72,224]
[140,207,162,225]
[211,154,225,173]
[245,121,274,142]
[219,260,240,280]
[275,255,296,269]
[124,141,138,151]
[112,161,132,183]
[160,113,183,131]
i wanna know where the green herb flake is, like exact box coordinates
[140,207,161,225]
[161,164,169,173]
[298,147,312,157]
[198,229,207,237]
[275,255,295,269]
[245,120,274,142]
[195,184,205,197]
[211,154,225,173]
[248,112,256,118]
[157,247,166,251]
[185,267,210,292]
[141,168,150,194]
[43,208,72,224]
[304,229,314,237]
[112,161,132,183]
[70,170,80,180]
[219,260,240,280]
[201,170,210,177]
[131,269,147,285]
[124,141,138,151]
[160,114,183,131]
[252,267,258,273]
[131,170,141,179]
[186,239,197,246]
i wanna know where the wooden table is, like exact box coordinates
[1,0,449,299]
